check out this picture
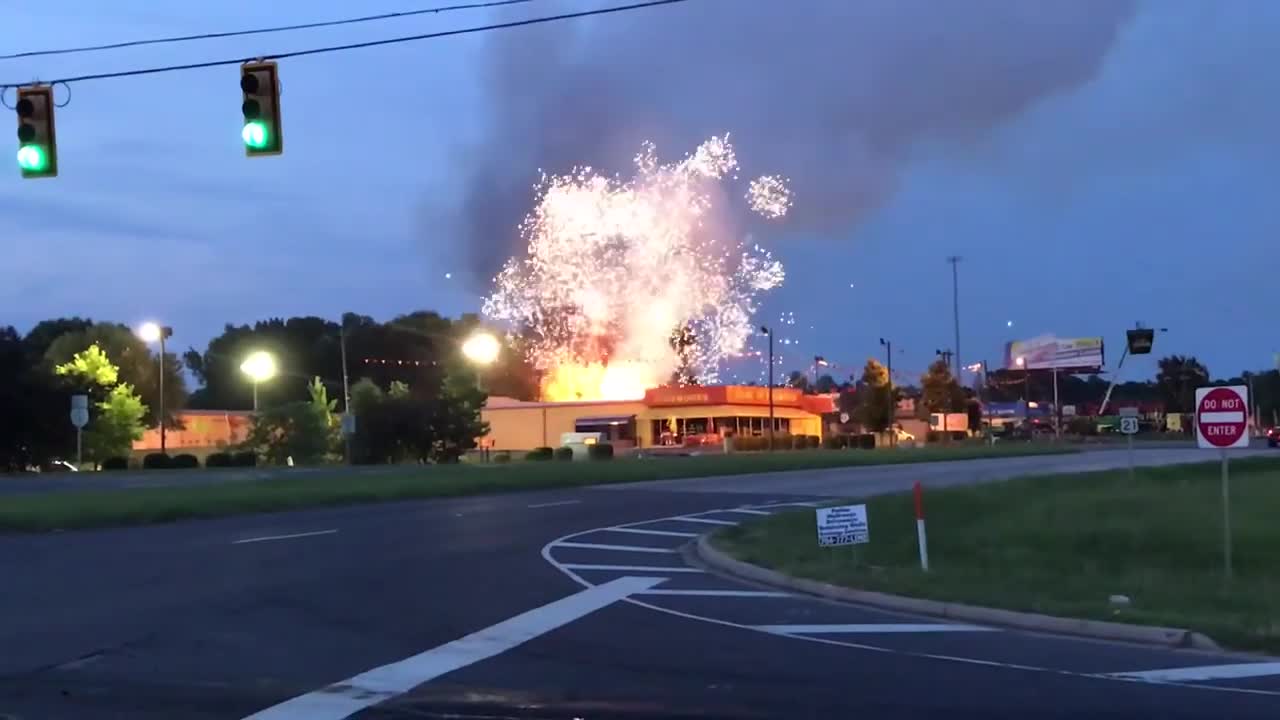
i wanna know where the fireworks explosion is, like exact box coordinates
[482,136,790,402]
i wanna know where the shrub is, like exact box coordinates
[1067,417,1096,436]
[142,453,171,469]
[100,456,129,471]
[732,435,759,452]
[206,452,233,468]
[494,451,511,464]
[791,435,808,450]
[555,446,574,461]
[171,454,199,469]
[526,447,554,462]
[926,431,942,444]
[806,435,820,449]
[588,442,614,460]
[822,436,843,450]
[232,451,258,467]
[856,433,876,449]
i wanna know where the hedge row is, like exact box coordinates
[96,451,259,470]
[730,434,821,452]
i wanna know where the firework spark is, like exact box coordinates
[482,136,790,401]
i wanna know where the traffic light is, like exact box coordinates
[240,61,282,156]
[15,85,57,178]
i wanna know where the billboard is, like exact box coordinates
[1004,335,1104,371]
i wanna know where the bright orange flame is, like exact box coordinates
[541,362,658,402]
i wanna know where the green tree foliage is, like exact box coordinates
[855,358,892,432]
[85,384,148,462]
[242,385,337,467]
[921,358,965,414]
[351,372,488,464]
[53,343,118,386]
[349,377,384,416]
[45,323,186,428]
[814,374,838,394]
[1156,355,1210,413]
[0,327,73,470]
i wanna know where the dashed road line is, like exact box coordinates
[554,542,677,553]
[561,564,706,573]
[241,576,662,719]
[232,530,338,545]
[528,499,582,509]
[602,527,698,538]
[674,516,738,525]
[755,623,996,634]
[1106,663,1280,683]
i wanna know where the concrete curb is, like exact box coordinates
[693,533,1221,652]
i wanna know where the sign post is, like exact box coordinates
[1195,385,1250,580]
[70,394,89,468]
[816,504,869,566]
[1119,407,1139,481]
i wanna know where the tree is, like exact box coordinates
[242,380,337,466]
[1156,355,1209,413]
[0,326,74,470]
[350,370,488,465]
[53,344,148,464]
[855,358,892,432]
[814,374,838,394]
[45,323,186,429]
[786,370,810,393]
[84,384,148,462]
[921,358,965,415]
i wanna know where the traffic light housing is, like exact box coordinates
[15,85,57,178]
[240,61,282,156]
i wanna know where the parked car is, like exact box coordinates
[1268,427,1279,448]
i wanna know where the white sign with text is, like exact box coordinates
[816,504,869,547]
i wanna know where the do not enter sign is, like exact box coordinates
[1195,385,1249,450]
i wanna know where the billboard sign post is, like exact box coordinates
[1195,385,1250,581]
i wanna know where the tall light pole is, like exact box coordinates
[880,337,894,447]
[137,322,173,453]
[947,256,962,378]
[240,351,278,411]
[761,326,775,451]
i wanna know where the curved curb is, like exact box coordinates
[693,533,1221,652]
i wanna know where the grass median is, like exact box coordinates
[0,443,1071,533]
[713,456,1280,653]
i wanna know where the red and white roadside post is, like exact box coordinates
[914,481,929,572]
[1195,385,1250,580]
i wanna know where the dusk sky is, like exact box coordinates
[3,0,1276,386]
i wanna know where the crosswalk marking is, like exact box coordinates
[554,542,677,554]
[604,527,698,538]
[1107,662,1280,683]
[754,623,995,634]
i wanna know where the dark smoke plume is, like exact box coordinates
[447,0,1136,285]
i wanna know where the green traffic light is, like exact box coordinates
[16,144,47,172]
[242,121,269,149]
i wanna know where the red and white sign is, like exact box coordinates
[1195,385,1249,449]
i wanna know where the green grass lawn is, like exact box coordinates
[714,456,1280,653]
[0,443,1070,533]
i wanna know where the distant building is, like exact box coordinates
[133,410,254,453]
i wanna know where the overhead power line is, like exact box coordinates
[0,0,540,61]
[1,0,689,88]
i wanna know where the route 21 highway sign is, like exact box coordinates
[1195,385,1249,450]
[816,504,869,547]
[1119,417,1139,435]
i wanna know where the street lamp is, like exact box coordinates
[461,330,501,390]
[137,322,173,452]
[760,326,774,451]
[880,338,894,447]
[240,351,278,411]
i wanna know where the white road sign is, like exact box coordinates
[1195,385,1249,450]
[816,504,869,547]
[70,394,89,429]
[1119,417,1139,435]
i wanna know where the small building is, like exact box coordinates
[481,385,833,451]
[133,410,254,456]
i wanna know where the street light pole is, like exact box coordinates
[880,337,894,447]
[761,326,774,451]
[947,256,962,378]
[138,322,173,453]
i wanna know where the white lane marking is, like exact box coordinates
[562,564,705,573]
[1107,662,1280,683]
[241,576,662,720]
[603,527,697,538]
[755,623,996,634]
[554,542,676,554]
[636,589,789,597]
[674,516,738,526]
[724,508,771,515]
[232,530,338,545]
[527,499,582,509]
[753,501,823,509]
[540,517,1280,700]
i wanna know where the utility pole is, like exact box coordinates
[761,326,775,451]
[880,338,895,447]
[947,256,962,379]
[339,320,353,465]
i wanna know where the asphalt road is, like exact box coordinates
[3,449,1277,719]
